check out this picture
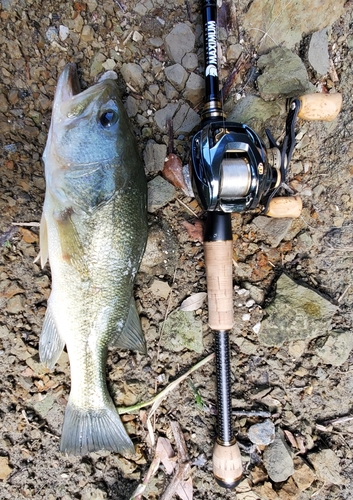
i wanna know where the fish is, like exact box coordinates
[38,63,148,456]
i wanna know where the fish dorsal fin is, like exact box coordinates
[111,298,146,354]
[39,301,65,370]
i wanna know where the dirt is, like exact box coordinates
[1,0,353,499]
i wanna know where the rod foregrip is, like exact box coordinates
[298,93,342,121]
[204,212,234,331]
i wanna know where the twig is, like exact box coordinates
[129,455,161,500]
[220,53,250,102]
[176,198,200,218]
[117,353,215,415]
[160,421,191,500]
[12,222,40,226]
[338,284,351,303]
[157,267,178,359]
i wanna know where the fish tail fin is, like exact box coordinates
[60,400,135,456]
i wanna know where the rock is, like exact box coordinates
[143,140,167,174]
[125,95,139,117]
[164,23,195,64]
[81,486,107,500]
[257,47,314,100]
[121,63,146,90]
[0,457,12,480]
[173,104,200,134]
[59,25,70,41]
[292,459,316,492]
[227,95,283,133]
[248,419,275,446]
[308,29,330,75]
[183,73,205,106]
[182,52,198,71]
[154,103,179,132]
[7,294,25,314]
[90,52,105,78]
[45,27,58,43]
[252,216,293,248]
[258,274,338,346]
[149,279,171,299]
[226,43,243,62]
[161,310,203,353]
[140,220,179,276]
[164,64,188,91]
[243,282,265,304]
[33,392,55,419]
[80,24,95,43]
[147,176,176,212]
[164,82,179,100]
[243,0,345,53]
[263,428,294,482]
[309,449,346,486]
[314,330,353,366]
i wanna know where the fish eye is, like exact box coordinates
[99,109,118,128]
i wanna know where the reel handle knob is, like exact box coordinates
[297,93,342,122]
[265,196,302,218]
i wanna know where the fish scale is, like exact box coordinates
[38,63,147,456]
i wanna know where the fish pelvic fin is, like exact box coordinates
[39,302,65,369]
[34,213,49,267]
[60,400,135,456]
[111,298,146,354]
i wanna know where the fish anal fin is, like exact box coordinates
[39,302,65,370]
[60,399,135,456]
[111,299,146,354]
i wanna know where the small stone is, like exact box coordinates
[164,64,188,91]
[90,52,105,78]
[33,392,55,419]
[248,419,275,446]
[183,72,205,106]
[315,330,353,366]
[0,457,12,480]
[80,24,95,43]
[154,103,179,132]
[121,63,146,90]
[164,82,179,100]
[59,25,70,41]
[308,29,330,75]
[143,140,167,174]
[162,310,203,353]
[252,216,292,248]
[125,95,139,117]
[310,449,346,486]
[164,23,195,64]
[147,176,176,212]
[226,43,243,62]
[7,294,25,314]
[46,27,58,42]
[73,13,84,33]
[132,30,143,42]
[150,279,171,299]
[182,52,198,71]
[173,103,200,134]
[140,220,179,276]
[101,59,116,71]
[263,428,294,482]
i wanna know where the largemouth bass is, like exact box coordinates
[38,63,147,456]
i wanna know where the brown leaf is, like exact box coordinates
[19,227,38,243]
[162,154,188,194]
[182,220,204,243]
[156,437,176,474]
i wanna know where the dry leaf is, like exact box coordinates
[182,220,204,242]
[284,429,298,449]
[19,227,38,243]
[156,437,176,474]
[162,154,189,194]
[175,477,193,500]
[180,292,207,312]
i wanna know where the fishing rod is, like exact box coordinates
[191,0,342,489]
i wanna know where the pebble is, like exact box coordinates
[183,73,205,106]
[252,216,292,248]
[164,64,188,91]
[315,330,353,366]
[263,428,294,482]
[59,25,70,42]
[182,52,198,71]
[226,43,243,62]
[310,449,346,486]
[243,282,265,304]
[7,294,25,314]
[124,95,139,117]
[257,47,314,100]
[164,23,195,64]
[147,175,176,213]
[248,419,275,446]
[308,29,330,75]
[154,103,179,132]
[121,62,146,91]
[140,220,179,276]
[150,279,171,299]
[81,25,95,43]
[161,310,203,353]
[143,140,167,174]
[258,274,338,346]
[173,103,200,134]
[46,27,58,42]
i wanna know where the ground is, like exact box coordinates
[1,0,353,499]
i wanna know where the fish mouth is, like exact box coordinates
[53,63,82,108]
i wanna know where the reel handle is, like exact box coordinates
[265,196,303,218]
[297,93,342,122]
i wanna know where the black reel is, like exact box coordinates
[191,99,301,213]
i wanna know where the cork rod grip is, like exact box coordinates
[298,93,342,122]
[204,240,234,330]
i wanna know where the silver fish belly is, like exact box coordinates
[38,64,147,456]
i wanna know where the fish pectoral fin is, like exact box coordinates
[39,302,65,370]
[111,299,146,354]
[55,210,89,277]
[60,399,135,456]
[34,213,49,268]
